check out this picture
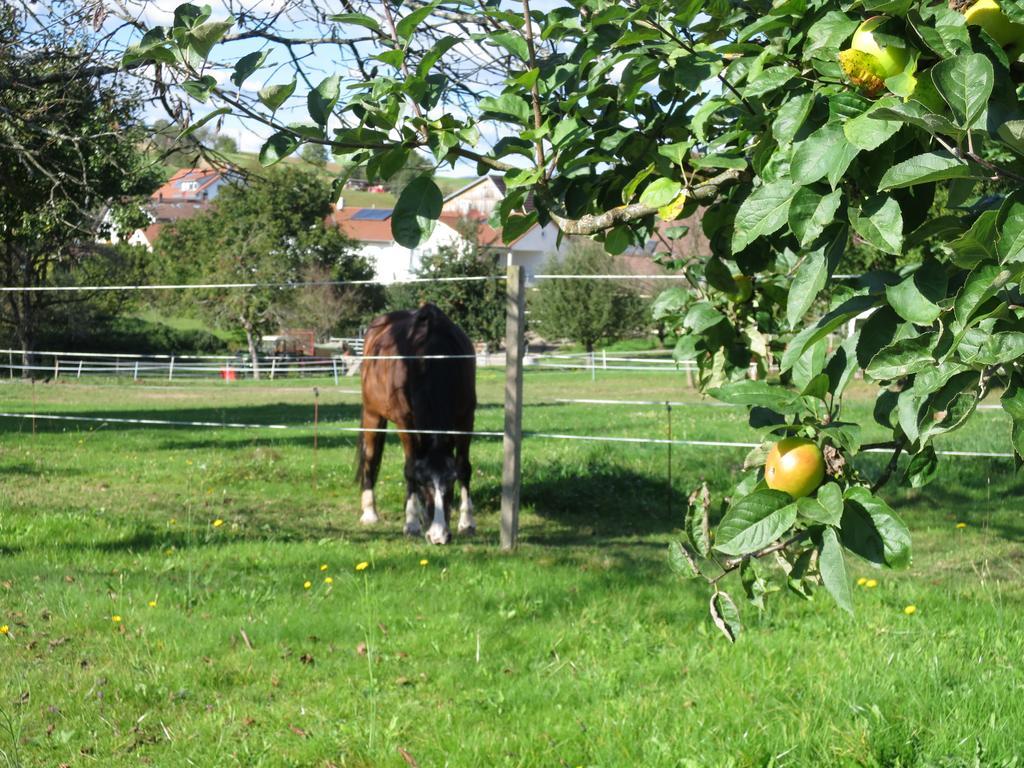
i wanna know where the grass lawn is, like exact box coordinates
[1,370,1023,766]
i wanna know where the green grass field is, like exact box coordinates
[1,370,1023,766]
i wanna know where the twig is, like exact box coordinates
[871,437,906,493]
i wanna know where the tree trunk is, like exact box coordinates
[16,297,36,380]
[241,316,261,380]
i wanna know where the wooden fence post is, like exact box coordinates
[500,265,525,551]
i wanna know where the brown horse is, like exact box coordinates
[356,303,477,544]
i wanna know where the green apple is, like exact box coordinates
[965,0,1024,48]
[839,16,914,96]
[850,16,911,77]
[726,274,753,303]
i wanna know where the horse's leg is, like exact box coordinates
[358,412,387,525]
[455,434,476,535]
[398,431,424,537]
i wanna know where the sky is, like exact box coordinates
[108,0,572,168]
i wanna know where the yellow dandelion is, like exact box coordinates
[0,625,8,635]
[212,519,224,527]
[111,615,122,623]
[169,518,176,526]
[186,459,193,466]
[320,564,329,571]
[165,547,174,556]
[324,577,333,585]
[355,561,369,572]
[303,580,312,590]
[956,522,967,529]
[904,605,917,615]
[856,577,867,586]
[865,579,878,589]
[148,600,157,608]
[420,559,429,566]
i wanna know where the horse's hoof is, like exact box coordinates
[458,524,476,536]
[404,521,422,537]
[360,509,380,525]
[425,524,451,545]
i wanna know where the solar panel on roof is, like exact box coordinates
[351,208,393,221]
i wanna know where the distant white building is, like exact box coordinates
[330,175,567,283]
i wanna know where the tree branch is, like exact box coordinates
[871,437,906,493]
[546,167,744,235]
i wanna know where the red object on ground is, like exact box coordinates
[221,367,236,381]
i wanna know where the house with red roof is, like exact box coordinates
[331,175,566,284]
[109,168,231,250]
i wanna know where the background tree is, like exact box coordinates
[531,242,646,352]
[154,166,374,377]
[213,134,238,155]
[0,3,160,372]
[301,141,329,168]
[117,0,1024,635]
[386,221,505,347]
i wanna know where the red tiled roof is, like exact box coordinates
[152,168,223,202]
[328,207,395,242]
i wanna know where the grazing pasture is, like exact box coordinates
[1,370,1024,766]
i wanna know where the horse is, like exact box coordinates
[355,303,477,545]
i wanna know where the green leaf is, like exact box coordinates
[791,124,859,187]
[667,541,702,578]
[419,36,461,77]
[817,483,845,525]
[930,53,994,129]
[710,591,742,643]
[805,11,858,54]
[396,3,437,41]
[904,446,938,488]
[181,75,216,102]
[997,191,1024,263]
[731,180,798,253]
[782,294,880,373]
[502,211,538,244]
[818,527,853,615]
[685,484,712,557]
[639,178,683,209]
[864,333,938,380]
[743,65,797,98]
[849,196,903,256]
[870,100,963,138]
[704,256,737,294]
[174,4,209,29]
[709,380,796,411]
[878,151,975,191]
[391,176,443,248]
[884,260,947,324]
[787,249,827,327]
[307,74,341,126]
[772,93,814,145]
[621,163,655,205]
[791,337,827,391]
[177,107,231,139]
[231,50,268,88]
[997,119,1024,156]
[683,302,726,334]
[188,19,234,61]
[1001,377,1024,460]
[950,210,999,267]
[842,487,912,569]
[970,332,1024,365]
[258,131,299,166]
[844,97,903,151]
[328,12,382,32]
[789,188,842,248]
[258,80,296,113]
[488,31,529,60]
[479,93,531,123]
[714,490,797,557]
[953,262,1010,334]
